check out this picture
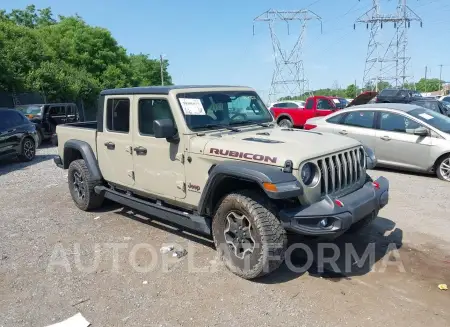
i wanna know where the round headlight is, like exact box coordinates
[301,163,316,186]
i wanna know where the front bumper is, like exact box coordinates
[279,176,389,236]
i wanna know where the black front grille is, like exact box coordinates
[317,147,365,195]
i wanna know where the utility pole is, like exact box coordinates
[439,64,443,92]
[424,65,428,92]
[160,54,164,86]
[253,9,322,102]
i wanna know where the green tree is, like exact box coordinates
[0,5,174,103]
[345,84,357,98]
[414,78,442,92]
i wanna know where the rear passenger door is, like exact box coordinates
[97,96,135,187]
[132,96,186,199]
[0,111,24,155]
[336,110,377,151]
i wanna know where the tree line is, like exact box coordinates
[280,79,444,101]
[0,5,173,105]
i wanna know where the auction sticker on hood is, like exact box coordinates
[179,98,206,115]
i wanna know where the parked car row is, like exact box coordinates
[304,102,450,182]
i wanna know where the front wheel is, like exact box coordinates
[278,119,293,128]
[212,190,287,279]
[436,155,450,182]
[68,159,104,211]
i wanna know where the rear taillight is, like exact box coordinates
[304,124,317,130]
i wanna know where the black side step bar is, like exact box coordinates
[94,186,211,235]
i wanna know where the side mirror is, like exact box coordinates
[413,126,429,136]
[153,119,178,142]
[364,146,377,170]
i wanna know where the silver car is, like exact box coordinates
[304,103,450,182]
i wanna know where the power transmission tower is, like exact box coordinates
[253,9,322,103]
[355,0,422,91]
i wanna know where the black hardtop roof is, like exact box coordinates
[100,85,251,96]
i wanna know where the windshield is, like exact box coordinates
[176,91,273,131]
[331,98,348,109]
[16,105,42,116]
[408,107,450,133]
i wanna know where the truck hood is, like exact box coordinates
[191,127,361,168]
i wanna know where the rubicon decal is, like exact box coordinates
[209,148,277,164]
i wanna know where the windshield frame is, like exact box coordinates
[175,90,274,132]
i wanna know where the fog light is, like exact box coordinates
[319,218,328,227]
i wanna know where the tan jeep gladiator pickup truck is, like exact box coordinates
[54,85,389,279]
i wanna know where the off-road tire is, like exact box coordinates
[346,174,376,234]
[68,159,104,211]
[18,137,36,162]
[278,118,293,128]
[436,155,450,182]
[212,190,287,279]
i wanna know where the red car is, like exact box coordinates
[270,95,348,128]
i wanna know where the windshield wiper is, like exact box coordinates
[230,120,274,127]
[202,124,241,132]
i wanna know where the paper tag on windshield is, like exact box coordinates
[332,99,340,103]
[179,98,206,115]
[419,113,433,120]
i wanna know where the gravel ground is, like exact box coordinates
[0,146,449,327]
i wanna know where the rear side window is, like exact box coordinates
[305,99,314,109]
[379,89,399,96]
[317,99,333,110]
[273,103,285,108]
[326,114,344,124]
[106,98,130,133]
[342,111,375,128]
[285,102,299,108]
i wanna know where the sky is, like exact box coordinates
[3,0,450,101]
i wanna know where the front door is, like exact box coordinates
[316,98,335,117]
[96,96,135,187]
[46,105,67,136]
[132,96,186,199]
[374,111,432,170]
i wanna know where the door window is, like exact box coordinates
[272,103,285,108]
[284,102,299,108]
[342,111,375,128]
[138,99,175,135]
[106,98,130,133]
[317,99,333,110]
[326,113,345,124]
[49,106,65,116]
[305,99,314,109]
[379,112,421,133]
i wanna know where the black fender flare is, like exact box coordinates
[197,160,303,216]
[63,139,103,181]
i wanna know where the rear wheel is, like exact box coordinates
[278,119,293,128]
[68,159,104,211]
[212,190,287,279]
[18,137,36,162]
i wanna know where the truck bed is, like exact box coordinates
[56,121,98,159]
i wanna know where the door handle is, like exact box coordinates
[134,146,147,155]
[339,130,348,135]
[104,141,115,150]
[380,136,391,141]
